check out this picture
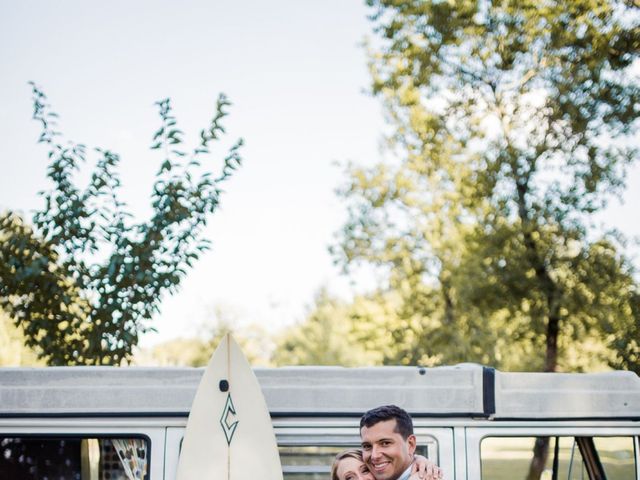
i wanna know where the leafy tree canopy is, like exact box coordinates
[137,309,274,367]
[332,0,639,376]
[0,83,242,365]
[273,289,385,366]
[0,309,44,367]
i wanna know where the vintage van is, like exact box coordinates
[0,364,639,479]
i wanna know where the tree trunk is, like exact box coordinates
[515,179,560,480]
[525,437,551,480]
[524,296,560,479]
[544,302,560,373]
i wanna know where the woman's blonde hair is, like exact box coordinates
[330,449,364,480]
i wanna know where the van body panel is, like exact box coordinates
[1,366,640,479]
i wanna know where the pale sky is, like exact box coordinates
[1,1,639,348]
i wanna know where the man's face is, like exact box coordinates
[360,419,417,480]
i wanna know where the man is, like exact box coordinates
[360,405,443,480]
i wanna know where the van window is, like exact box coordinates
[480,436,636,480]
[0,436,149,480]
[279,443,434,480]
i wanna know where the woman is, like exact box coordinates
[331,449,443,480]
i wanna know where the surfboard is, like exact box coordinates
[176,334,284,480]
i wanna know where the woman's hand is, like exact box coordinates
[411,454,443,480]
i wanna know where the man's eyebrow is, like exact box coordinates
[363,437,393,444]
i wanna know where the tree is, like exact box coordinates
[0,83,243,365]
[273,287,480,367]
[334,1,639,478]
[335,0,639,369]
[0,309,44,367]
[137,309,274,367]
[134,337,213,367]
[273,289,383,366]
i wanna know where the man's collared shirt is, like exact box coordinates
[397,464,413,480]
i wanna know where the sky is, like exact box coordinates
[1,1,639,349]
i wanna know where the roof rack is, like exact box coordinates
[1,365,638,419]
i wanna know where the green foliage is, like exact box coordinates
[138,314,273,367]
[273,289,384,366]
[332,0,639,373]
[0,308,45,366]
[189,310,274,367]
[0,84,243,365]
[136,337,214,367]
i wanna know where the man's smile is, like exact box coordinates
[370,460,391,473]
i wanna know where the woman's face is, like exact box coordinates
[336,457,375,480]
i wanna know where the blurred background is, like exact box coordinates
[1,0,639,373]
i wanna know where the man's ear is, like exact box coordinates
[407,434,417,456]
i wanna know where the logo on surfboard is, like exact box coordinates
[220,393,239,445]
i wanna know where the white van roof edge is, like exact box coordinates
[1,365,639,420]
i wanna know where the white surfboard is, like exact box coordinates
[176,334,284,480]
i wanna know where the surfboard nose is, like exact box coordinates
[176,333,284,480]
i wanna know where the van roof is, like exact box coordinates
[1,365,639,420]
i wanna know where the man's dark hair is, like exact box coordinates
[359,404,414,439]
